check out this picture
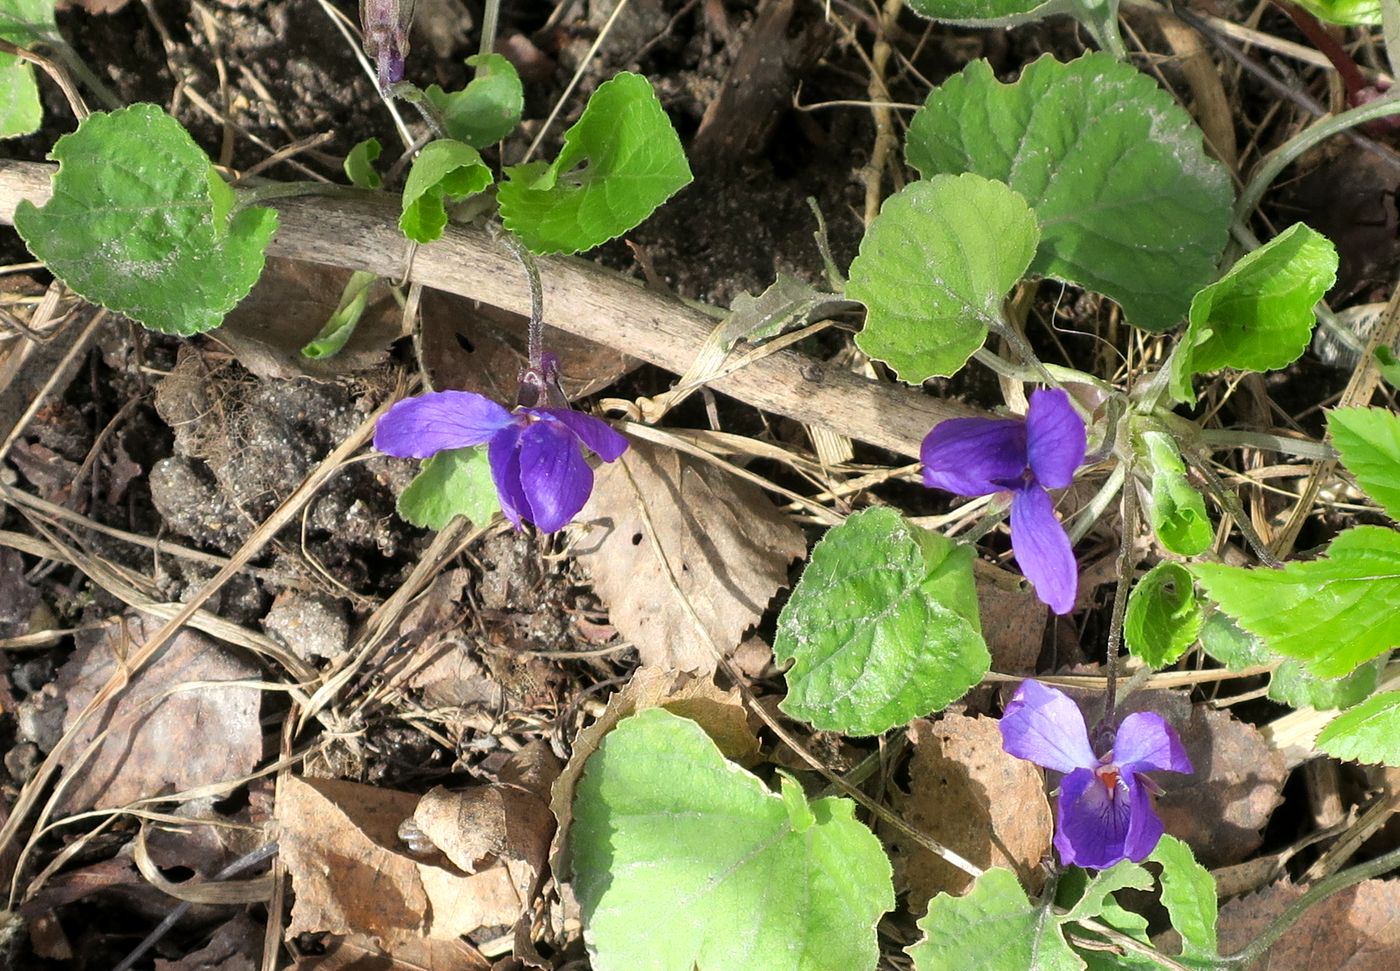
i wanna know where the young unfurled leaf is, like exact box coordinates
[1150,835,1218,960]
[1170,224,1338,403]
[1316,690,1400,765]
[424,53,523,148]
[906,53,1232,332]
[301,271,379,359]
[571,707,894,971]
[909,868,1080,971]
[1124,563,1202,668]
[344,137,383,189]
[497,72,692,254]
[398,139,493,243]
[1138,429,1213,556]
[848,174,1039,382]
[1327,407,1400,522]
[14,103,277,335]
[774,507,990,736]
[1268,655,1384,711]
[1191,526,1400,678]
[395,446,499,530]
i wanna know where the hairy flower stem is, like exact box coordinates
[502,231,545,372]
[1101,456,1138,735]
[478,0,501,61]
[990,321,1057,386]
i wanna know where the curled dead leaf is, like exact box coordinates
[575,439,807,672]
[276,777,525,947]
[1141,698,1287,868]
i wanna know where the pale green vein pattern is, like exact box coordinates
[14,104,276,335]
[1317,690,1400,765]
[1328,407,1400,522]
[1192,526,1400,678]
[906,53,1232,331]
[498,72,692,254]
[570,708,894,971]
[909,868,1081,971]
[774,507,990,735]
[848,174,1038,382]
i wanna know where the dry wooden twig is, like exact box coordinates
[0,159,983,461]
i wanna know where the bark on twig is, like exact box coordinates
[0,161,981,461]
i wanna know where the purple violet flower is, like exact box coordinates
[374,354,627,533]
[921,388,1087,614]
[1000,680,1192,869]
[360,0,414,93]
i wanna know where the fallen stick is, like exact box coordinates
[0,159,980,459]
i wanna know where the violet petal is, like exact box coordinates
[517,419,594,533]
[1025,388,1086,490]
[1010,485,1078,614]
[487,423,528,530]
[1114,712,1193,776]
[536,408,629,462]
[999,680,1096,774]
[920,417,1028,496]
[1120,775,1167,863]
[1055,766,1133,869]
[374,391,513,459]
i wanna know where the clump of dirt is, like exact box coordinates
[148,347,414,594]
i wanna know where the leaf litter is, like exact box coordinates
[575,438,807,672]
[5,2,1400,966]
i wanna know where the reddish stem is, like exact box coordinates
[1275,1,1370,104]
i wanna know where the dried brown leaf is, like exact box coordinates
[888,714,1052,912]
[213,258,401,380]
[419,290,636,400]
[1142,699,1287,868]
[575,440,807,672]
[298,935,491,971]
[153,913,261,971]
[404,743,561,922]
[0,548,39,638]
[55,613,262,812]
[973,563,1045,674]
[1216,878,1400,970]
[277,776,523,946]
[548,667,758,877]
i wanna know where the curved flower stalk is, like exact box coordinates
[375,354,628,532]
[921,388,1086,613]
[999,680,1192,869]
